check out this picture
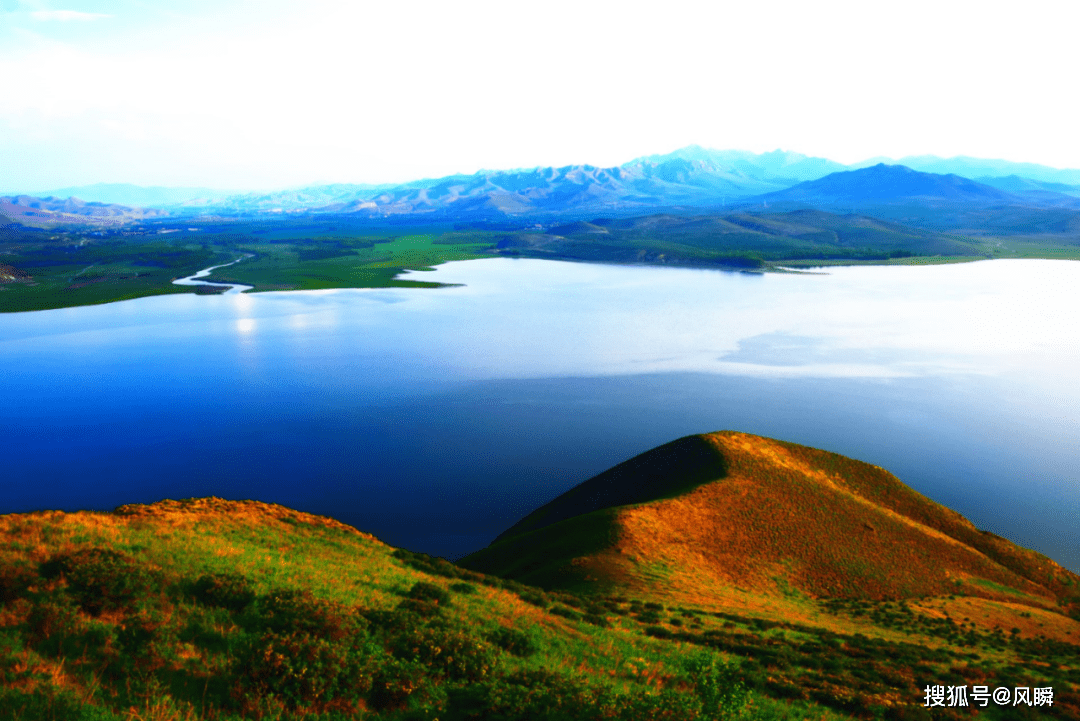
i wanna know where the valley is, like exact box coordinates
[5,152,1080,313]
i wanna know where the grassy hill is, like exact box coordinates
[493,210,989,268]
[462,433,1078,606]
[1,438,1078,720]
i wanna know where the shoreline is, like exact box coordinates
[171,255,255,294]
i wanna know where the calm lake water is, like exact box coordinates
[2,258,1077,571]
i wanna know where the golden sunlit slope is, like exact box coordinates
[461,432,1080,611]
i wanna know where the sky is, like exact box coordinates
[2,0,1079,191]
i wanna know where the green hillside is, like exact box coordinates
[492,211,990,268]
[2,435,1078,720]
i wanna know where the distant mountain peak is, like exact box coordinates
[759,164,1017,204]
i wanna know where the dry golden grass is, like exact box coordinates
[622,433,1073,606]
[112,497,380,542]
[465,431,1080,638]
[914,595,1080,642]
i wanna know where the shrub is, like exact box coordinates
[620,687,703,720]
[449,582,477,595]
[396,598,442,616]
[602,600,628,615]
[115,609,178,676]
[407,581,452,607]
[683,650,748,720]
[390,623,499,682]
[178,609,233,654]
[518,591,549,608]
[234,630,380,709]
[444,669,600,721]
[488,627,539,658]
[392,549,471,583]
[191,572,255,611]
[498,579,528,594]
[445,668,707,721]
[548,605,582,622]
[0,563,34,605]
[368,657,429,712]
[0,687,123,721]
[26,593,82,645]
[644,625,673,639]
[252,589,363,640]
[551,592,584,609]
[39,548,158,616]
[364,607,429,635]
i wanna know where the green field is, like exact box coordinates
[206,234,491,292]
[0,220,493,313]
[2,211,1078,313]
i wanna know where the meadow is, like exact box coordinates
[4,209,1079,313]
[0,218,491,313]
[0,495,1075,721]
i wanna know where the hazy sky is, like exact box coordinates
[2,0,1078,191]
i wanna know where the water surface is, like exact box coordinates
[2,258,1077,570]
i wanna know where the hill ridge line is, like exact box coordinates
[713,434,974,552]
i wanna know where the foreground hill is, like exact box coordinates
[1,441,1077,719]
[462,432,1079,611]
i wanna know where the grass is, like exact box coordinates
[206,234,490,292]
[0,220,493,313]
[462,433,1079,617]
[0,240,229,313]
[493,211,998,270]
[4,207,1079,314]
[0,489,1076,720]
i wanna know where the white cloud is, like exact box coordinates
[29,9,109,21]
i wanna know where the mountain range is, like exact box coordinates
[16,147,1080,220]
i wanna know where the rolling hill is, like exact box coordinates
[461,432,1079,610]
[756,164,1018,205]
[492,209,985,267]
[0,195,166,227]
[746,164,1080,234]
[871,155,1080,187]
[1,437,1077,720]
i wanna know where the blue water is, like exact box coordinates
[2,258,1078,571]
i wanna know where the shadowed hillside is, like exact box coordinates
[462,432,1079,611]
[494,209,984,267]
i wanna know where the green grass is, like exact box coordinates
[3,211,1078,313]
[0,221,495,312]
[208,234,491,292]
[0,497,1076,720]
[0,243,231,313]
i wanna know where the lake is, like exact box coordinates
[2,258,1077,572]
